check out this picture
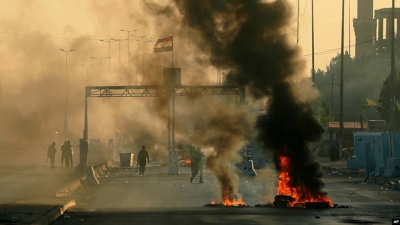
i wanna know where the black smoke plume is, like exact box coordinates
[174,0,327,199]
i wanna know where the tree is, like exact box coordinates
[314,51,386,122]
[377,75,400,129]
[318,101,334,129]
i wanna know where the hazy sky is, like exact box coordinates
[294,0,400,73]
[1,0,400,81]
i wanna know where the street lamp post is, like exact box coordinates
[91,57,111,85]
[131,35,146,85]
[80,64,94,85]
[390,0,396,131]
[100,39,117,85]
[111,38,128,79]
[120,29,137,84]
[59,48,75,142]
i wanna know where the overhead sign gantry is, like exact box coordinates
[79,84,245,174]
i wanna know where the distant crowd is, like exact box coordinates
[47,141,74,169]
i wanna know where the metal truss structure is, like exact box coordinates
[80,85,245,174]
[85,85,245,99]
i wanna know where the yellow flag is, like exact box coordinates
[366,98,377,107]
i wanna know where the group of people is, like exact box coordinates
[48,142,205,182]
[136,145,204,183]
[47,141,73,169]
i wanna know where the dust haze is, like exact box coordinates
[0,0,324,206]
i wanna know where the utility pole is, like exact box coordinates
[297,0,300,44]
[331,73,334,116]
[349,0,351,56]
[112,38,127,79]
[59,48,75,142]
[100,39,117,85]
[131,35,146,85]
[390,0,396,131]
[339,0,345,160]
[312,0,315,82]
[120,29,137,84]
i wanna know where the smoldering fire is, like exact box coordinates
[174,0,331,205]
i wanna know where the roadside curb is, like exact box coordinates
[321,165,364,176]
[322,164,400,188]
[31,199,76,225]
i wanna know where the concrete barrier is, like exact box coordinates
[31,199,76,225]
[56,178,83,197]
[56,160,112,197]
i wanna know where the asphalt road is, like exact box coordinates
[49,164,400,225]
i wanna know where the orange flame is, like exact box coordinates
[277,154,333,207]
[211,189,246,206]
[185,158,191,166]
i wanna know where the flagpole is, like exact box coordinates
[172,49,174,68]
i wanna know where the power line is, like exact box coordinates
[0,55,26,76]
[300,0,309,17]
[303,35,388,58]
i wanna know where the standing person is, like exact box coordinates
[67,141,73,168]
[60,141,67,168]
[198,149,204,183]
[138,146,149,176]
[64,142,70,168]
[190,147,204,183]
[47,142,57,168]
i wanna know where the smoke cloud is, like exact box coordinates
[0,0,216,158]
[173,0,327,200]
[0,0,327,203]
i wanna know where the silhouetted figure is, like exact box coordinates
[47,142,57,168]
[138,146,149,176]
[190,147,204,183]
[61,141,67,167]
[67,141,73,168]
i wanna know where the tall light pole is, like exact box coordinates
[80,64,94,85]
[311,0,315,82]
[111,38,127,79]
[339,0,345,160]
[142,39,152,83]
[100,39,117,85]
[120,29,137,84]
[131,35,146,85]
[297,0,300,44]
[390,0,396,131]
[59,48,75,142]
[91,56,111,85]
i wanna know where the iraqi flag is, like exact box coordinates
[154,36,173,52]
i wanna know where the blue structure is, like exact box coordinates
[349,132,400,178]
[391,132,400,158]
[347,132,382,170]
[370,133,390,176]
[383,132,400,177]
